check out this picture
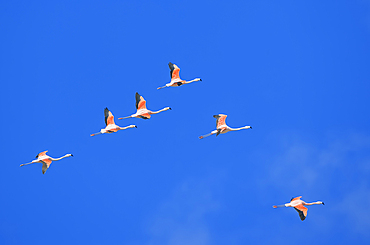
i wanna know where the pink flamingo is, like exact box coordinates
[91,108,137,136]
[157,62,201,89]
[20,151,73,174]
[273,196,325,221]
[118,92,171,120]
[199,114,252,139]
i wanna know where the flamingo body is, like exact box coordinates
[20,151,73,174]
[273,196,324,221]
[118,93,171,120]
[91,108,137,136]
[157,62,201,89]
[199,114,252,139]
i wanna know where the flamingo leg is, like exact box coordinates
[118,116,131,120]
[90,132,102,136]
[20,161,38,167]
[273,204,287,208]
[199,132,214,139]
[157,85,167,90]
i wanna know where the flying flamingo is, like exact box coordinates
[273,196,325,221]
[20,151,73,174]
[91,108,137,136]
[199,114,252,139]
[157,62,201,89]
[118,92,171,120]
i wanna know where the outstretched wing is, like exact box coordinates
[36,151,48,159]
[294,204,308,221]
[41,159,52,174]
[290,196,302,202]
[104,108,115,126]
[216,128,222,136]
[168,62,180,80]
[213,114,227,129]
[135,92,147,110]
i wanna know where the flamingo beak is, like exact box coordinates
[250,126,253,129]
[71,154,74,157]
[135,126,137,128]
[169,108,172,110]
[322,202,325,205]
[200,79,202,81]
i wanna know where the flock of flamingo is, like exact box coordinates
[20,62,324,221]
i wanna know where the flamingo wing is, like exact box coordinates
[135,92,147,110]
[290,196,302,202]
[104,108,115,126]
[36,151,48,159]
[139,114,151,119]
[216,128,222,136]
[294,204,308,221]
[168,62,180,80]
[41,159,52,174]
[213,114,227,129]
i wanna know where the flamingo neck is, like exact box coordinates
[151,107,170,114]
[305,201,322,206]
[230,126,251,131]
[51,154,70,161]
[188,78,201,83]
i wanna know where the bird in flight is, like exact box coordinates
[157,62,201,89]
[91,108,137,136]
[273,196,325,221]
[118,92,171,120]
[199,114,252,139]
[20,151,73,174]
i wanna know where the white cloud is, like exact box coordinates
[257,132,370,235]
[336,183,370,235]
[259,133,370,191]
[145,172,225,245]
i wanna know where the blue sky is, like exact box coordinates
[1,1,370,244]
